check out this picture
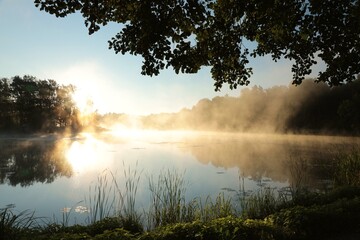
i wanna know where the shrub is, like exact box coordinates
[93,228,134,240]
[139,216,289,240]
[269,197,360,239]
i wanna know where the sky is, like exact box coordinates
[0,0,320,115]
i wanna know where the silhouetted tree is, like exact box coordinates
[54,84,79,130]
[0,78,15,129]
[36,79,58,131]
[34,0,360,90]
[10,75,40,130]
[0,75,81,133]
[337,80,360,133]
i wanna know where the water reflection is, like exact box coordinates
[0,136,72,186]
[177,133,360,188]
[0,132,358,188]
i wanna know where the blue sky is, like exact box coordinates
[0,0,315,115]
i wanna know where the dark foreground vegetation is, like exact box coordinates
[1,149,360,240]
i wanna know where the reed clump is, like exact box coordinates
[333,148,360,187]
[86,170,118,224]
[147,169,187,228]
[84,167,238,231]
[146,169,237,229]
[85,163,143,233]
[0,206,39,239]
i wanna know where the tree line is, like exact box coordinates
[0,75,81,133]
[140,78,360,135]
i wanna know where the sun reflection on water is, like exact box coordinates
[66,134,109,174]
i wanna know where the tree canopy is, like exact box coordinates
[34,0,360,90]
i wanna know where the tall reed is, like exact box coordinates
[147,169,188,228]
[286,155,310,196]
[197,193,234,222]
[111,162,143,232]
[240,186,282,219]
[60,201,84,227]
[146,169,236,229]
[333,148,360,186]
[236,171,289,219]
[85,169,118,224]
[0,206,39,239]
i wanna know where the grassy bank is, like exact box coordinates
[2,149,360,239]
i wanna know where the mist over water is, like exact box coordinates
[1,130,359,225]
[136,79,360,134]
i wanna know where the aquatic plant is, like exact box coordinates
[146,169,237,229]
[197,193,235,222]
[86,169,118,224]
[112,163,143,233]
[56,201,86,227]
[333,148,360,187]
[235,172,290,220]
[0,206,39,239]
[147,169,187,229]
[286,155,310,195]
[84,164,143,233]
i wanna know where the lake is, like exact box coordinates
[0,130,359,225]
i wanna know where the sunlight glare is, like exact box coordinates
[66,134,108,174]
[51,61,111,114]
[71,88,94,115]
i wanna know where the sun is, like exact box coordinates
[71,88,95,115]
[52,61,111,114]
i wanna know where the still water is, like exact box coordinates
[0,131,359,224]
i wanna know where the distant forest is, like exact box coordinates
[129,78,360,135]
[2,75,360,135]
[0,75,81,133]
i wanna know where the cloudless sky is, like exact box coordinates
[0,0,321,115]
